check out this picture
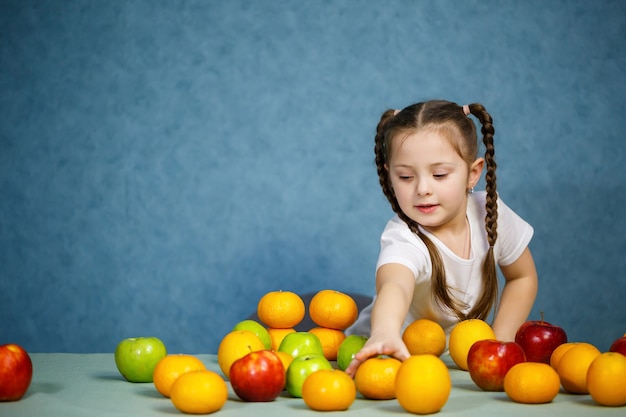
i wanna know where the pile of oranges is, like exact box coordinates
[138,290,626,415]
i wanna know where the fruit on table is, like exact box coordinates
[609,335,626,356]
[467,339,526,391]
[217,330,265,379]
[114,337,167,383]
[257,290,305,329]
[336,334,368,371]
[395,354,451,414]
[586,351,626,407]
[233,319,272,350]
[308,289,358,330]
[229,350,286,402]
[153,354,206,397]
[503,362,560,404]
[302,369,357,411]
[402,318,446,357]
[267,328,296,351]
[170,369,228,414]
[354,356,402,400]
[285,353,332,397]
[556,342,601,394]
[0,343,33,401]
[277,331,324,359]
[308,327,346,361]
[514,316,567,364]
[449,319,496,371]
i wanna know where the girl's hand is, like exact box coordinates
[344,335,410,377]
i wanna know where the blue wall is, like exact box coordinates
[1,0,625,354]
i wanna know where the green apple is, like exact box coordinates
[114,337,167,382]
[285,353,332,397]
[233,319,272,350]
[337,334,368,371]
[278,332,324,359]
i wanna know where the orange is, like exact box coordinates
[503,362,560,404]
[587,352,626,406]
[395,354,451,414]
[274,350,293,372]
[309,289,358,330]
[402,319,446,357]
[557,343,601,394]
[257,290,305,329]
[448,319,495,371]
[169,370,228,414]
[217,330,265,379]
[309,327,346,361]
[301,369,357,411]
[268,328,296,351]
[354,356,402,400]
[550,342,581,370]
[153,354,206,398]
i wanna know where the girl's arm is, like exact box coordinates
[345,263,415,377]
[492,247,538,341]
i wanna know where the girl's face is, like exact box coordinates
[387,129,483,233]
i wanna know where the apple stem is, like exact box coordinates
[540,311,544,323]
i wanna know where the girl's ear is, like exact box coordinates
[468,158,484,189]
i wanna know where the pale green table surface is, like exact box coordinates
[1,353,623,416]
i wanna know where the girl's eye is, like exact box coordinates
[399,175,413,180]
[433,173,448,179]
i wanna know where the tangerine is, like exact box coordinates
[503,362,560,404]
[587,352,626,406]
[448,319,495,371]
[309,327,346,361]
[274,350,293,372]
[169,370,228,414]
[153,354,206,398]
[301,369,356,411]
[267,328,296,351]
[557,342,601,394]
[402,319,446,357]
[354,356,402,400]
[309,290,358,330]
[549,342,580,370]
[395,354,451,414]
[257,290,305,329]
[217,330,265,379]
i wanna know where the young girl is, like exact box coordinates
[345,100,538,376]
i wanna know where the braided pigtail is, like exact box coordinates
[374,106,468,319]
[465,103,499,320]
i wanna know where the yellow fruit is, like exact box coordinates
[402,319,446,357]
[302,369,356,411]
[309,327,346,361]
[395,354,451,414]
[504,362,560,404]
[267,328,296,351]
[587,352,626,406]
[152,354,206,398]
[217,330,265,379]
[274,350,293,372]
[448,319,495,371]
[354,356,402,400]
[557,343,601,394]
[169,370,228,414]
[550,342,579,370]
[257,290,305,329]
[309,289,359,330]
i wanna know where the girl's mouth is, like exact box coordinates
[416,204,438,214]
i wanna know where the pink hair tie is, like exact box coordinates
[462,104,470,116]
[393,109,401,116]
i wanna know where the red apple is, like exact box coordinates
[467,339,526,391]
[609,336,626,356]
[229,350,285,402]
[0,344,33,401]
[515,317,567,364]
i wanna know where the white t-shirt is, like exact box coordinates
[346,191,534,336]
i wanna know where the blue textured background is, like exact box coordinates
[1,0,625,354]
